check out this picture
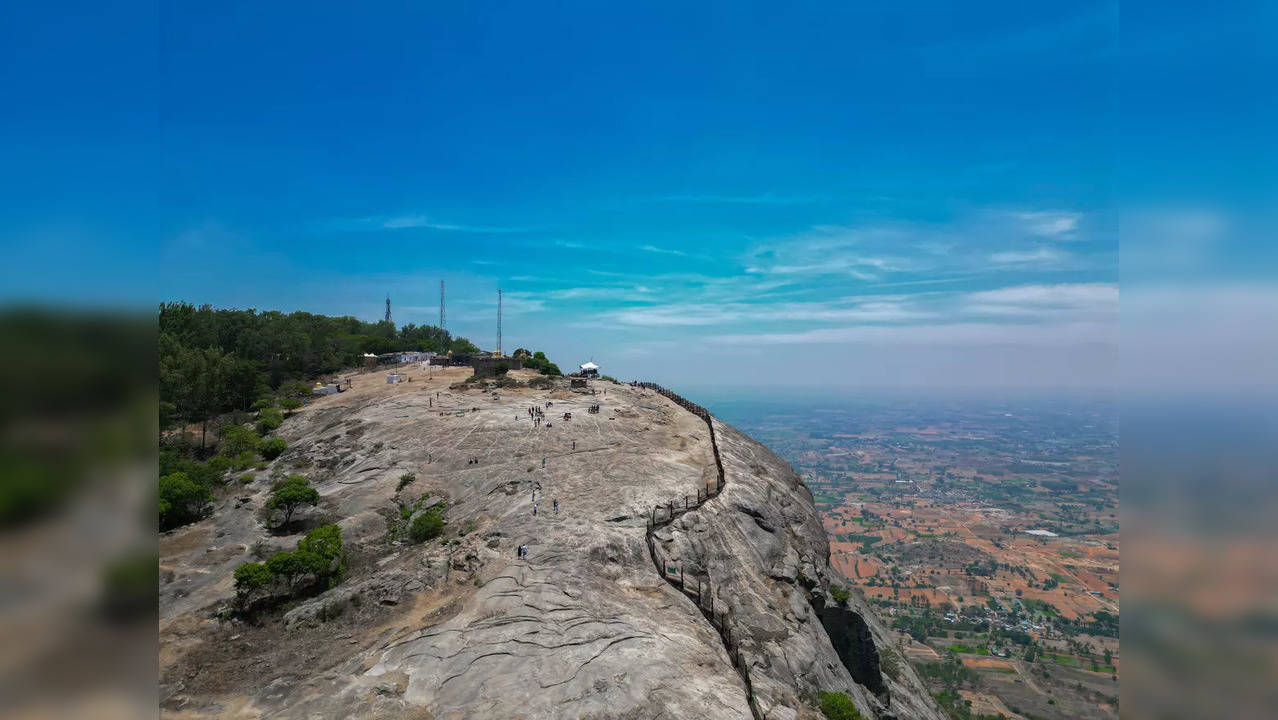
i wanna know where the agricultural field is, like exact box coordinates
[710,390,1119,720]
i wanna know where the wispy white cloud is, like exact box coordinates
[599,298,934,327]
[1010,211,1082,239]
[639,244,687,256]
[707,321,1116,347]
[379,215,528,233]
[744,224,918,281]
[989,247,1064,265]
[964,283,1117,317]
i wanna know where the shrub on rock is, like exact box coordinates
[410,509,444,543]
[268,475,319,528]
[234,561,273,597]
[259,437,287,460]
[818,691,865,720]
[255,408,284,435]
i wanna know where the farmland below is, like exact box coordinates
[703,389,1119,720]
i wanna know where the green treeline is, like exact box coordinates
[159,302,482,433]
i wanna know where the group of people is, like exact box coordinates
[524,405,548,427]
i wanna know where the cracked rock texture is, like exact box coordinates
[159,369,943,719]
[654,419,946,720]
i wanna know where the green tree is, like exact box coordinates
[161,344,235,453]
[233,561,273,597]
[268,475,319,527]
[298,523,343,563]
[219,424,261,456]
[158,303,482,440]
[265,550,308,588]
[158,472,213,530]
[450,337,480,355]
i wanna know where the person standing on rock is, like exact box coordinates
[553,499,559,514]
[533,503,538,516]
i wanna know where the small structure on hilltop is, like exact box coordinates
[578,361,599,378]
[471,355,522,376]
[312,377,351,395]
[397,350,435,364]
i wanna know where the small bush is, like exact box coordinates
[280,397,302,413]
[220,424,262,456]
[397,473,416,492]
[818,691,865,720]
[259,437,288,460]
[410,509,444,542]
[206,455,233,477]
[230,450,256,470]
[251,397,276,411]
[830,584,851,605]
[256,408,284,435]
[240,473,255,484]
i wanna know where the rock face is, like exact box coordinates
[643,386,947,720]
[159,370,944,719]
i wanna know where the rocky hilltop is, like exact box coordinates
[160,368,945,720]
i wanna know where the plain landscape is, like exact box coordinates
[705,391,1119,720]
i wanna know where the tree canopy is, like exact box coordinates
[158,471,212,530]
[159,302,482,432]
[268,475,320,527]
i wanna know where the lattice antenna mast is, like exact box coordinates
[497,288,502,356]
[439,281,446,332]
[385,294,391,323]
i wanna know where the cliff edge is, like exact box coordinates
[159,370,944,720]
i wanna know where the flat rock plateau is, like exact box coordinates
[160,367,944,720]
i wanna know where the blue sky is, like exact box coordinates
[4,2,1136,389]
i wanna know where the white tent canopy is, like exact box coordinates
[579,361,599,371]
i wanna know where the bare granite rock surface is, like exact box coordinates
[159,368,943,719]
